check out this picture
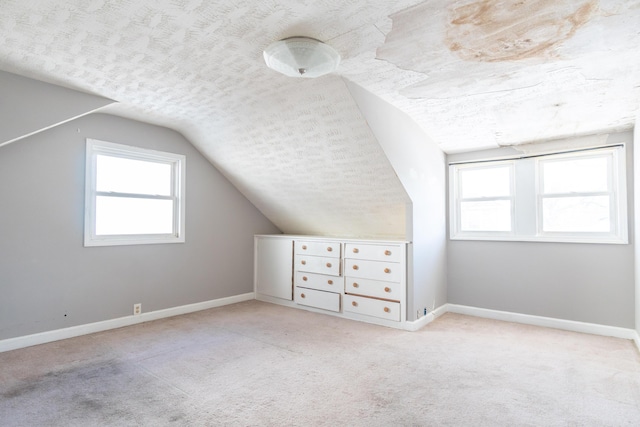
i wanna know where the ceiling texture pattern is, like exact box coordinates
[1,0,638,237]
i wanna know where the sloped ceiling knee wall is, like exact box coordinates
[1,72,410,240]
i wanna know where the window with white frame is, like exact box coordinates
[455,162,514,234]
[449,145,627,244]
[84,139,186,246]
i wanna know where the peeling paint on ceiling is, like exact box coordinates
[447,0,597,62]
[374,0,640,152]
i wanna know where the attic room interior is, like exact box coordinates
[1,0,640,425]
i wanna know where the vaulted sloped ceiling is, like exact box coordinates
[1,0,638,238]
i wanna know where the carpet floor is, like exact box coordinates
[1,300,639,426]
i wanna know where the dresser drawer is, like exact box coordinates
[295,271,343,293]
[344,276,401,302]
[344,259,400,282]
[343,295,400,322]
[344,243,402,263]
[295,287,341,312]
[295,240,341,258]
[294,254,341,276]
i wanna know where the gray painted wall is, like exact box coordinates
[447,131,635,328]
[0,70,113,147]
[0,113,280,340]
[345,80,448,321]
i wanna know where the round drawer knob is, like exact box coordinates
[384,287,391,293]
[352,265,359,270]
[327,247,332,252]
[326,262,332,268]
[353,282,359,288]
[302,245,307,250]
[302,276,308,281]
[384,307,390,313]
[385,250,392,256]
[301,260,306,265]
[301,293,306,298]
[328,280,333,285]
[353,248,359,253]
[384,268,391,274]
[352,301,358,307]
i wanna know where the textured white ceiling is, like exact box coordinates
[1,0,638,238]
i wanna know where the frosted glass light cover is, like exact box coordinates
[263,37,340,78]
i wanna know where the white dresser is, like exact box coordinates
[294,239,342,312]
[342,242,403,322]
[255,235,409,328]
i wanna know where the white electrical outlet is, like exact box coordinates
[133,303,142,315]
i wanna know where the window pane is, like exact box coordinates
[460,200,511,232]
[97,155,172,196]
[96,197,174,235]
[542,196,610,232]
[460,166,511,198]
[542,156,608,194]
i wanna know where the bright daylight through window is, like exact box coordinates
[84,139,185,246]
[449,146,627,244]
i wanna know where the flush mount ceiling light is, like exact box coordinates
[263,37,341,78]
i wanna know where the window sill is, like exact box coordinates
[449,234,628,245]
[84,235,185,247]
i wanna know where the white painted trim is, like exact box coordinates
[4,296,636,354]
[255,293,296,307]
[0,293,254,353]
[405,313,433,332]
[0,107,112,148]
[405,303,449,331]
[447,304,637,340]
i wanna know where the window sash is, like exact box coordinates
[84,139,185,246]
[536,150,619,238]
[449,145,627,244]
[452,161,515,236]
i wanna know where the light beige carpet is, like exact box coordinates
[1,300,639,426]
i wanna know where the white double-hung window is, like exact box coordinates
[449,145,627,244]
[453,162,515,235]
[84,139,186,246]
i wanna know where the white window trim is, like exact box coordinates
[84,139,186,247]
[449,145,628,245]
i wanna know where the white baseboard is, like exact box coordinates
[0,293,255,353]
[446,304,638,341]
[405,303,448,332]
[4,296,638,354]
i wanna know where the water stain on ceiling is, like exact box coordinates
[373,0,638,152]
[447,0,598,62]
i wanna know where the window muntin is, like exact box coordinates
[449,146,627,244]
[85,139,185,246]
